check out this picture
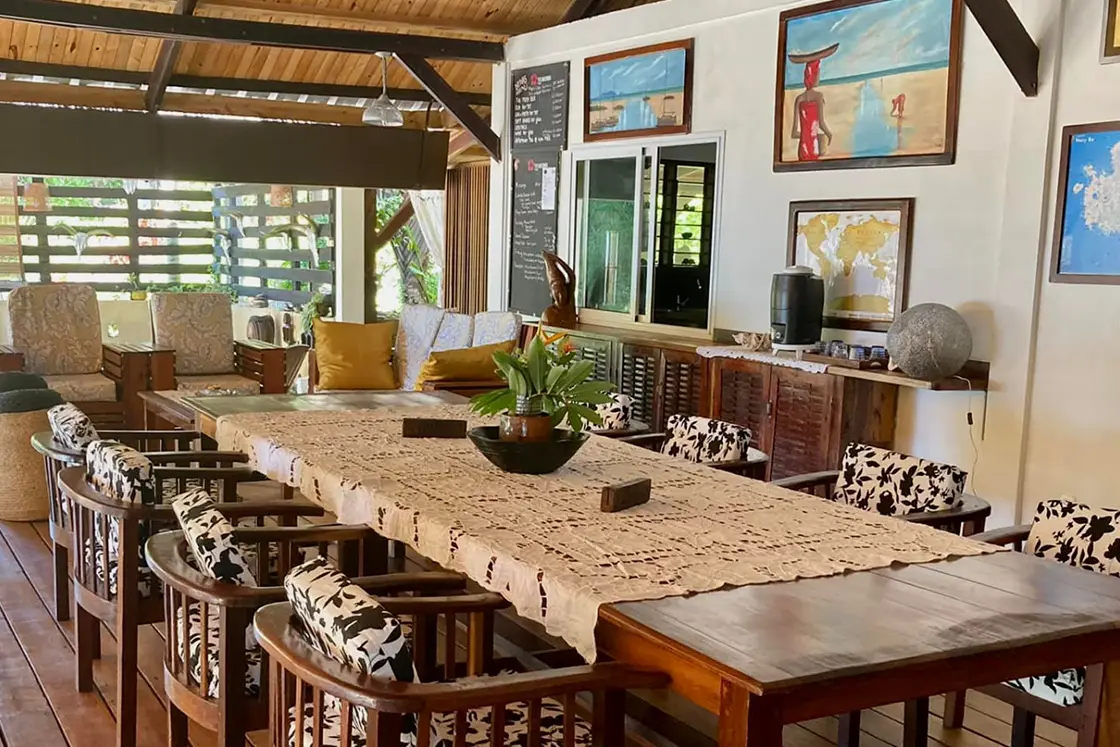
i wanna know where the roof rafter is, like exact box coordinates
[0,0,505,62]
[396,53,500,161]
[145,0,198,112]
[561,0,605,23]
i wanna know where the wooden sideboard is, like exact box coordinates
[531,323,971,480]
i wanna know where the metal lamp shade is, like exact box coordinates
[362,95,405,127]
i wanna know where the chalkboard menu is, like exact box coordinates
[509,149,561,316]
[511,62,570,149]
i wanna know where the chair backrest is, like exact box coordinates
[395,304,445,391]
[8,284,103,375]
[172,488,258,586]
[662,414,751,464]
[472,311,522,347]
[834,443,966,517]
[1027,498,1120,576]
[432,312,474,352]
[150,292,236,375]
[595,393,634,431]
[47,402,100,450]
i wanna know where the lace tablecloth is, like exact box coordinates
[216,404,997,662]
[695,346,829,373]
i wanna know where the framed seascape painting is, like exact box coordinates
[584,39,693,142]
[787,198,914,331]
[774,0,964,172]
[1051,122,1120,284]
[1105,0,1120,61]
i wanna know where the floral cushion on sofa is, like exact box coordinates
[172,488,258,587]
[472,311,521,348]
[150,292,236,375]
[832,443,966,517]
[48,402,100,450]
[8,284,103,376]
[432,312,474,353]
[395,304,445,392]
[661,414,751,464]
[594,393,633,432]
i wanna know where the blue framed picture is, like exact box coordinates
[584,39,693,142]
[1052,122,1120,284]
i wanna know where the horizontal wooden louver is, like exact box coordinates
[659,349,703,430]
[718,366,769,450]
[0,175,22,283]
[619,345,658,424]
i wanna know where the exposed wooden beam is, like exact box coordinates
[0,59,492,107]
[371,197,416,250]
[145,0,198,112]
[396,53,500,162]
[0,0,505,62]
[561,0,604,23]
[0,79,458,128]
[963,0,1039,96]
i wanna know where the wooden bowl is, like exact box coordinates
[467,426,590,474]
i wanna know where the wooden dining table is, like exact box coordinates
[208,392,1120,746]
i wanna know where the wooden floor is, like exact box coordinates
[0,517,1080,747]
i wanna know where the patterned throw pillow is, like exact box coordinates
[1027,498,1120,577]
[171,488,258,587]
[660,414,751,464]
[833,443,966,517]
[48,402,100,450]
[594,394,633,431]
[85,440,158,505]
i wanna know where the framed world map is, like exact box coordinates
[1051,121,1120,284]
[787,198,914,330]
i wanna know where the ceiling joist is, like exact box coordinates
[0,0,505,62]
[145,0,198,112]
[561,0,605,23]
[396,53,501,162]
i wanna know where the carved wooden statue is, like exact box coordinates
[541,251,577,328]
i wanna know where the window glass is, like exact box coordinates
[575,157,638,314]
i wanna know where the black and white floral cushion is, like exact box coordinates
[172,488,258,587]
[593,393,633,432]
[1002,497,1120,706]
[84,518,157,598]
[86,440,158,505]
[47,402,100,450]
[287,684,592,747]
[175,603,262,699]
[832,443,966,517]
[660,414,751,464]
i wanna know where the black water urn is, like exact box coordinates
[771,266,824,352]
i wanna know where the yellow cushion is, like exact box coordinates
[414,341,515,391]
[313,319,398,391]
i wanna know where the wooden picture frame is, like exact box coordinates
[786,198,914,331]
[773,0,965,172]
[584,39,694,143]
[1104,0,1120,62]
[1050,121,1120,284]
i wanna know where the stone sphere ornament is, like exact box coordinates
[886,303,973,380]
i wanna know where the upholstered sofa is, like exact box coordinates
[308,305,522,396]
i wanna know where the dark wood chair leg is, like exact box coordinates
[592,690,626,747]
[903,697,929,747]
[75,603,96,692]
[1011,707,1036,747]
[1077,663,1105,747]
[837,711,862,747]
[168,703,190,747]
[942,690,967,728]
[52,542,70,622]
[116,535,140,747]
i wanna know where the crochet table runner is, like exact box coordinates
[217,404,998,662]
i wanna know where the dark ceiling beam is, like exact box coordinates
[962,0,1039,96]
[0,59,492,106]
[0,0,505,62]
[396,53,500,161]
[145,0,197,111]
[561,0,605,23]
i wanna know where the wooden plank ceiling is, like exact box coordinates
[0,0,659,122]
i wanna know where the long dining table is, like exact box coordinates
[209,392,1120,746]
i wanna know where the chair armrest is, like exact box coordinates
[772,471,841,491]
[348,572,468,596]
[234,340,287,394]
[230,525,381,545]
[0,345,24,372]
[617,433,667,451]
[374,592,509,617]
[154,466,266,483]
[100,430,204,441]
[899,494,992,531]
[146,451,248,466]
[969,524,1032,547]
[217,501,326,520]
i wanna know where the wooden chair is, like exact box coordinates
[935,500,1119,747]
[621,413,769,479]
[148,292,287,396]
[254,579,669,746]
[57,457,319,747]
[32,428,208,623]
[0,284,152,428]
[145,525,468,747]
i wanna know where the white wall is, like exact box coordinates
[489,0,1074,524]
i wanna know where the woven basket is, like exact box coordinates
[0,409,51,521]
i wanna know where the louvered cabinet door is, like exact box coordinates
[656,349,704,431]
[567,333,617,385]
[767,368,838,480]
[710,359,771,451]
[618,344,658,425]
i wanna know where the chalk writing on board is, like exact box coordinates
[511,62,570,149]
[509,149,561,315]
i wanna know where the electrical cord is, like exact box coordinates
[953,374,980,494]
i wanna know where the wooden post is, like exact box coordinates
[363,189,379,324]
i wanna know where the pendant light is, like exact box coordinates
[363,52,405,127]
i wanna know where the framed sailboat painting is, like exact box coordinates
[773,0,965,172]
[584,39,694,142]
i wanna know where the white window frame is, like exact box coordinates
[564,131,725,338]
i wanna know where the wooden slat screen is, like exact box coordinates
[213,184,335,306]
[443,163,490,315]
[0,176,22,283]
